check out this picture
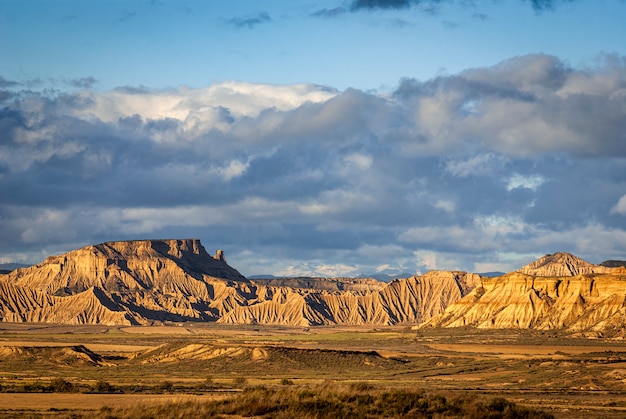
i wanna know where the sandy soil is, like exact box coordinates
[426,343,626,358]
[0,341,154,352]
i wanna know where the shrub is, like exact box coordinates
[157,381,174,393]
[349,381,374,392]
[232,376,248,387]
[92,380,117,393]
[86,386,554,419]
[50,378,76,393]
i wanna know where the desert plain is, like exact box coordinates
[0,322,625,418]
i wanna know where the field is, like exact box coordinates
[0,323,625,417]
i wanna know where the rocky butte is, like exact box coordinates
[0,239,480,326]
[423,252,626,337]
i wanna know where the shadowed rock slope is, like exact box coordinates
[0,239,479,326]
[424,252,626,337]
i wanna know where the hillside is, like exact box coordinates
[0,239,479,326]
[517,252,614,276]
[423,252,626,336]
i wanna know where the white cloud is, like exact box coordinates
[506,174,546,191]
[213,159,250,181]
[70,82,337,125]
[610,194,626,215]
[434,199,455,213]
[276,262,359,278]
[344,153,373,170]
[445,153,507,177]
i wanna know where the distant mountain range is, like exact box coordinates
[0,263,29,274]
[248,272,416,282]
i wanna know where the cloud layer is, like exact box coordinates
[1,54,625,276]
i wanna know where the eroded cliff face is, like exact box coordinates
[425,254,626,336]
[0,239,247,325]
[0,240,479,326]
[217,271,479,326]
[517,252,614,277]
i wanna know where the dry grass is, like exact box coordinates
[0,393,224,411]
[1,324,626,417]
[88,385,554,419]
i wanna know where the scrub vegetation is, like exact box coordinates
[0,324,624,418]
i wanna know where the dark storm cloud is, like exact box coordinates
[226,12,272,29]
[1,53,625,275]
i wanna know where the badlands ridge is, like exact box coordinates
[1,239,625,335]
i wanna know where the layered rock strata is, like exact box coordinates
[0,240,479,326]
[424,253,626,336]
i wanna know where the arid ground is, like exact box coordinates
[0,323,625,417]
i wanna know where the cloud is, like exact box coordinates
[1,53,626,276]
[611,194,626,215]
[506,174,546,191]
[348,0,579,13]
[67,77,97,89]
[351,0,413,10]
[116,9,137,23]
[0,76,19,88]
[471,13,489,21]
[527,0,576,12]
[311,7,347,18]
[445,153,508,177]
[396,53,626,157]
[226,12,272,29]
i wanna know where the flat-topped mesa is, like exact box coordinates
[97,238,204,259]
[100,239,245,281]
[517,252,614,277]
[7,239,246,296]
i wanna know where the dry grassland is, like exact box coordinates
[0,324,625,417]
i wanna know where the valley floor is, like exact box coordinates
[0,323,625,417]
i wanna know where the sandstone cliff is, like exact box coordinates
[219,271,481,326]
[517,252,614,277]
[0,239,247,325]
[0,240,479,326]
[424,253,626,336]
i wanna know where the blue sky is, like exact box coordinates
[1,0,626,277]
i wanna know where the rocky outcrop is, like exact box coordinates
[0,239,247,325]
[517,252,614,277]
[424,253,626,336]
[0,240,479,326]
[219,271,480,326]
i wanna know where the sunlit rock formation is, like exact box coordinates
[517,252,614,277]
[423,252,626,336]
[0,240,479,326]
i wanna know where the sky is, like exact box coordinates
[1,0,626,278]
